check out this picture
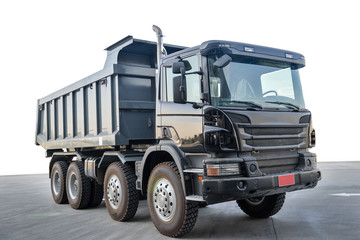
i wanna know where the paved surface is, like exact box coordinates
[0,162,359,240]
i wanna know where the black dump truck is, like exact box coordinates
[35,25,321,237]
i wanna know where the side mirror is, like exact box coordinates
[214,54,232,68]
[173,75,187,103]
[172,62,185,74]
[172,61,192,74]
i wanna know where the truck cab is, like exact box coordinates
[152,39,320,204]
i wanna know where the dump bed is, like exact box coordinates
[35,36,185,150]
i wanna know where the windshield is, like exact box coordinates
[208,55,306,110]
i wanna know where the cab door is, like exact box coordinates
[159,54,204,153]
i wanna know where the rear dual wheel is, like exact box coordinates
[89,179,104,208]
[51,161,68,204]
[66,161,92,209]
[50,161,103,209]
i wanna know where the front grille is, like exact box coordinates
[257,156,299,173]
[244,127,303,135]
[246,138,303,147]
[238,126,307,151]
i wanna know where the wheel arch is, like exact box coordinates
[48,152,83,178]
[97,151,136,184]
[140,144,186,196]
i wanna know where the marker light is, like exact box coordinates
[244,47,255,52]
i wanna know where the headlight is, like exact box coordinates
[309,119,316,147]
[310,128,316,147]
[205,130,236,151]
[206,163,240,176]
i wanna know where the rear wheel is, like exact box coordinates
[147,162,199,237]
[104,162,139,221]
[236,193,286,218]
[66,161,91,209]
[50,161,68,204]
[88,180,104,208]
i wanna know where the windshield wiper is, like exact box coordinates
[222,100,263,109]
[265,101,300,111]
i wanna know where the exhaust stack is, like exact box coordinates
[152,25,166,68]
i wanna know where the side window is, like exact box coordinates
[166,55,201,103]
[166,67,176,102]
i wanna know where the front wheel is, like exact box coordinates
[236,193,286,218]
[147,162,199,237]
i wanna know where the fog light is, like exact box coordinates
[238,181,246,190]
[317,171,321,180]
[250,164,257,172]
[307,159,312,167]
[206,163,240,176]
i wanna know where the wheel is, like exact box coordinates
[66,161,91,209]
[104,162,139,221]
[50,161,68,204]
[88,180,104,208]
[236,193,286,218]
[147,162,199,237]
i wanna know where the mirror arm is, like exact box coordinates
[201,92,209,102]
[192,102,204,109]
[180,67,186,100]
[184,70,203,76]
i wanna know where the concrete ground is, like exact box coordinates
[0,162,359,240]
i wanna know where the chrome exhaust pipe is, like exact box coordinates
[152,25,166,68]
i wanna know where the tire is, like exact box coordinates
[104,162,139,221]
[50,161,68,204]
[66,161,91,209]
[236,193,286,218]
[147,162,199,237]
[88,180,104,208]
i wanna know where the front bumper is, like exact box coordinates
[202,168,321,204]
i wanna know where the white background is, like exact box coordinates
[1,0,359,175]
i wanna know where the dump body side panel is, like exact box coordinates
[35,37,185,150]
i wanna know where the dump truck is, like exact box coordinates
[35,25,321,237]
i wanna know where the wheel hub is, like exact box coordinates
[153,178,176,222]
[68,172,79,200]
[107,175,121,209]
[52,171,60,195]
[74,180,78,191]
